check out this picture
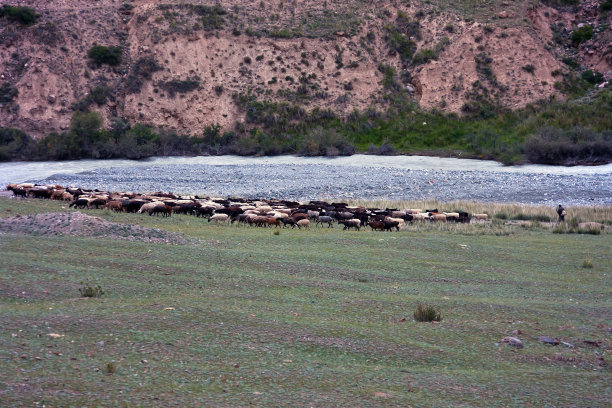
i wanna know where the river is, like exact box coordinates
[1,155,611,205]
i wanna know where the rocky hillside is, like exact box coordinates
[0,0,611,139]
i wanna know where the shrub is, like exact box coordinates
[104,361,117,374]
[561,57,579,70]
[158,77,200,97]
[510,213,552,222]
[244,56,252,64]
[581,69,603,85]
[602,0,612,12]
[412,48,436,65]
[582,258,594,268]
[125,56,161,94]
[522,64,536,74]
[0,5,39,25]
[88,45,122,66]
[0,127,34,161]
[414,303,442,322]
[194,4,226,30]
[79,282,105,298]
[0,82,18,103]
[524,126,612,165]
[571,25,593,44]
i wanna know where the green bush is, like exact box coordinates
[79,282,105,298]
[414,303,442,322]
[581,70,603,85]
[0,5,39,25]
[524,126,612,165]
[88,45,122,66]
[0,128,34,161]
[571,25,593,44]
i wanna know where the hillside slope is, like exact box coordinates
[1,0,610,140]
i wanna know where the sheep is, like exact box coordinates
[385,217,405,229]
[407,209,423,214]
[51,189,65,200]
[316,215,334,228]
[473,213,488,222]
[296,219,310,229]
[307,210,320,219]
[430,214,447,222]
[412,213,430,221]
[390,210,406,218]
[443,212,460,222]
[103,200,124,212]
[69,198,90,209]
[578,222,604,230]
[137,201,162,215]
[88,197,107,209]
[384,220,400,231]
[208,213,230,223]
[367,221,386,231]
[267,217,282,228]
[338,219,360,231]
[61,192,74,201]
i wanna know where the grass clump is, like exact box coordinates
[414,303,442,322]
[79,282,105,298]
[104,361,117,374]
[582,258,593,268]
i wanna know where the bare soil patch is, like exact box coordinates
[0,211,187,243]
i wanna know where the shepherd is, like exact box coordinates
[556,204,566,224]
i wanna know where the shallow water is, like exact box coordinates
[2,155,611,205]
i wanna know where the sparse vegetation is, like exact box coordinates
[193,4,226,30]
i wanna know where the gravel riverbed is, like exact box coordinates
[7,155,609,206]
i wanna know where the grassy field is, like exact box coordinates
[0,197,610,407]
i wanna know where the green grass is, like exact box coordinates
[0,198,611,406]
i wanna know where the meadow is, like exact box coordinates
[0,197,610,407]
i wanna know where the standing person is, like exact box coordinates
[556,204,566,224]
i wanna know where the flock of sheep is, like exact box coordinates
[6,183,490,231]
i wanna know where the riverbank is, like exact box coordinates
[3,155,610,206]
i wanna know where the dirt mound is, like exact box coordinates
[0,211,187,243]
